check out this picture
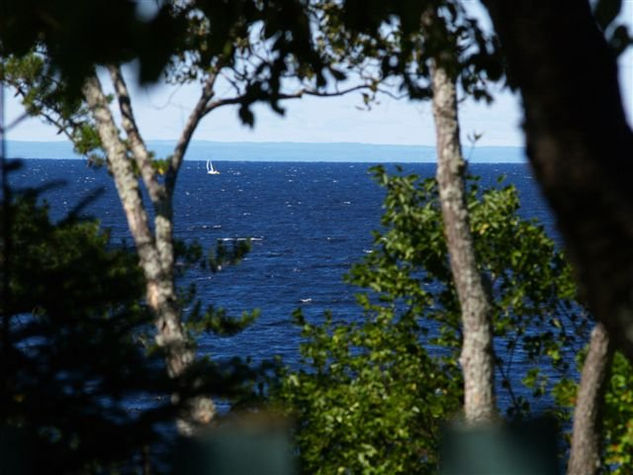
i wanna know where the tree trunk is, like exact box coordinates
[480,0,633,360]
[431,62,496,424]
[82,75,214,433]
[568,322,613,475]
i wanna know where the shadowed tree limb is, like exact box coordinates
[480,0,633,360]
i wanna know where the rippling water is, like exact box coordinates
[11,159,576,412]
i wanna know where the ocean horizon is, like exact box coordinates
[6,139,526,163]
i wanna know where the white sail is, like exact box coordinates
[206,160,220,175]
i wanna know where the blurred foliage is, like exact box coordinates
[0,161,176,472]
[1,0,352,124]
[1,0,629,129]
[272,166,587,473]
[1,0,503,131]
[172,237,260,342]
[0,161,267,471]
[3,0,632,469]
[603,353,633,470]
[0,0,186,92]
[315,0,502,102]
[593,0,633,55]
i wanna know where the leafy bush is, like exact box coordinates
[273,167,586,473]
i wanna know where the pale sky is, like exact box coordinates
[5,2,633,147]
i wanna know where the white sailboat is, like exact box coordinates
[206,160,220,175]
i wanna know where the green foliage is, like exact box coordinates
[208,239,252,273]
[0,163,265,471]
[0,175,177,472]
[603,352,633,470]
[173,237,258,338]
[351,167,583,414]
[170,236,266,407]
[172,236,257,335]
[275,309,461,474]
[272,166,584,473]
[0,53,104,162]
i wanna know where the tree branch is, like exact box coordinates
[203,83,372,115]
[109,65,180,279]
[83,74,215,430]
[82,74,157,268]
[2,110,29,134]
[108,65,165,205]
[568,322,613,474]
[9,83,78,144]
[168,71,218,192]
[481,0,633,359]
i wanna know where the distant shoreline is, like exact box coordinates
[6,140,526,163]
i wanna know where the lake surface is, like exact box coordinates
[10,159,580,412]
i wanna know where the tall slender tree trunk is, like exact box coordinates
[431,62,496,424]
[568,322,613,475]
[82,75,214,434]
[480,0,633,360]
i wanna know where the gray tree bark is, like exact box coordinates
[480,0,633,360]
[431,62,496,424]
[82,74,214,434]
[568,322,613,475]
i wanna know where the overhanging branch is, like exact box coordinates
[202,83,375,115]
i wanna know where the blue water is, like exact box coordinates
[10,160,576,412]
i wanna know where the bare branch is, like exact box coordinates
[220,70,243,95]
[203,83,371,115]
[168,70,218,191]
[303,84,370,98]
[34,110,77,143]
[108,65,165,204]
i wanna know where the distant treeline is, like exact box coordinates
[7,140,526,163]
